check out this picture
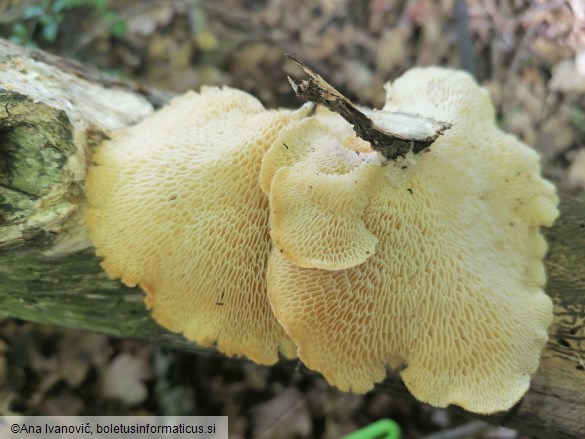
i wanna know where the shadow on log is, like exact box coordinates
[0,39,584,439]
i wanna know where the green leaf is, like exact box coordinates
[23,5,46,19]
[109,20,127,38]
[51,0,71,13]
[9,22,33,46]
[41,20,59,42]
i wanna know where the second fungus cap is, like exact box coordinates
[262,68,559,414]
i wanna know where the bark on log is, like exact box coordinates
[0,39,584,439]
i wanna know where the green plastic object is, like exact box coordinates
[341,419,401,439]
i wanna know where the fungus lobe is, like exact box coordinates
[87,87,309,364]
[262,68,559,414]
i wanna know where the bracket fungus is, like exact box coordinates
[86,87,309,364]
[86,62,559,415]
[261,67,559,414]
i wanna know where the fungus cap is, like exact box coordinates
[87,87,307,364]
[260,117,382,270]
[263,67,559,413]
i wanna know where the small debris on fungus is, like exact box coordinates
[285,54,451,161]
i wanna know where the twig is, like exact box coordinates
[285,54,451,161]
[454,0,477,77]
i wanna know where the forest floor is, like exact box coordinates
[0,0,584,438]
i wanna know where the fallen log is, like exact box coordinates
[0,39,583,439]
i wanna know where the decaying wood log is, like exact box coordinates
[0,39,584,439]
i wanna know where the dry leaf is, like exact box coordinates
[549,58,585,93]
[568,149,585,190]
[252,388,311,439]
[102,353,151,405]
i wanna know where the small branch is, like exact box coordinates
[454,0,477,77]
[285,54,451,160]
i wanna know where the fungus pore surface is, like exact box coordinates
[262,67,559,413]
[87,87,306,364]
